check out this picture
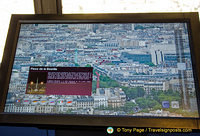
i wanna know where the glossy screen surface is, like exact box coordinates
[4,23,199,117]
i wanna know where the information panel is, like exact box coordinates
[26,67,93,95]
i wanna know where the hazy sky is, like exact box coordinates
[0,0,199,63]
[0,0,34,63]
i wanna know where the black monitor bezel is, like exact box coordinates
[0,13,200,129]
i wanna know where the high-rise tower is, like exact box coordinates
[175,28,190,110]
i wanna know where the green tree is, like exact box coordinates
[149,89,181,109]
[122,102,137,113]
[136,87,145,97]
[145,62,155,67]
[85,64,92,67]
[99,75,120,88]
[151,89,162,101]
[65,109,72,114]
[124,88,137,99]
[135,97,148,109]
[135,97,159,109]
[103,105,115,110]
[74,63,80,67]
[92,81,97,93]
[123,87,145,99]
[148,99,160,109]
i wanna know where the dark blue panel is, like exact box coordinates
[0,126,55,136]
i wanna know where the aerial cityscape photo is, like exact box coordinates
[4,22,199,117]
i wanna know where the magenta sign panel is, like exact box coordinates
[26,67,93,96]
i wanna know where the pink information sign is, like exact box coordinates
[26,67,93,96]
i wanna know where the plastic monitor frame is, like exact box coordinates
[0,13,200,129]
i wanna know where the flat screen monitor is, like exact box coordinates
[0,13,200,128]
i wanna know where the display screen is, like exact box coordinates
[4,23,199,117]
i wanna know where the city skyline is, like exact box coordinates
[4,22,199,117]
